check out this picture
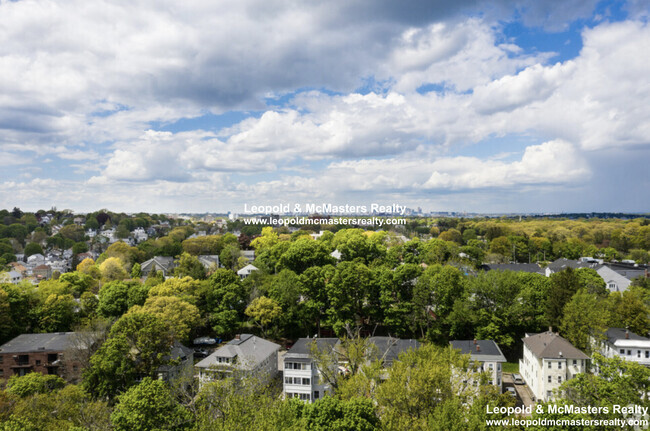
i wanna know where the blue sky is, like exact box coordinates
[0,0,648,213]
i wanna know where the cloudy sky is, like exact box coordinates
[0,0,648,214]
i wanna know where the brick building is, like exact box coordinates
[0,332,80,382]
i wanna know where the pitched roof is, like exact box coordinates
[195,334,279,370]
[237,264,258,275]
[547,258,600,272]
[286,338,339,359]
[604,328,649,344]
[481,263,543,274]
[522,331,589,360]
[450,339,507,362]
[368,336,420,365]
[0,332,75,353]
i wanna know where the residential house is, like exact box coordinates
[198,255,220,272]
[330,250,342,261]
[450,339,507,392]
[240,250,255,263]
[519,331,589,402]
[141,256,177,277]
[0,332,81,382]
[368,336,421,369]
[153,342,194,383]
[596,266,632,293]
[544,258,599,277]
[27,253,45,265]
[132,227,148,243]
[0,270,23,284]
[283,337,339,402]
[237,264,258,279]
[592,328,650,367]
[195,334,280,387]
[33,264,53,280]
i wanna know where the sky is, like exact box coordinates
[0,0,648,214]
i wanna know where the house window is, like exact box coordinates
[646,351,649,359]
[609,282,617,290]
[548,376,552,383]
[0,369,3,377]
[488,364,493,370]
[620,349,625,355]
[547,391,552,398]
[638,351,641,358]
[36,360,41,366]
[285,362,293,370]
[0,356,3,364]
[573,360,576,366]
[548,362,552,369]
[628,350,632,355]
[314,391,319,399]
[285,377,292,384]
[558,376,562,383]
[302,378,310,385]
[558,362,562,369]
[488,380,493,385]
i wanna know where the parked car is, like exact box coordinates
[506,387,517,397]
[512,373,524,385]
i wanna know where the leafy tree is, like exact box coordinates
[298,396,379,431]
[203,269,247,336]
[59,225,86,242]
[219,243,241,271]
[99,257,128,281]
[325,261,375,334]
[39,293,78,332]
[111,377,192,431]
[245,296,281,337]
[545,268,582,329]
[559,289,608,353]
[250,227,279,253]
[83,312,174,399]
[131,262,141,278]
[174,252,206,280]
[129,295,201,342]
[77,257,101,279]
[148,276,202,304]
[6,373,66,398]
[97,280,131,318]
[606,288,650,336]
[58,271,96,297]
[23,242,43,257]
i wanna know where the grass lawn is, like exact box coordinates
[502,362,519,373]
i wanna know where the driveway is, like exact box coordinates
[503,373,534,413]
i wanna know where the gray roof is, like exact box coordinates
[547,258,600,272]
[368,336,420,365]
[450,340,507,362]
[198,255,220,269]
[605,328,649,344]
[195,334,280,370]
[142,256,176,271]
[0,332,75,354]
[522,331,589,360]
[286,338,339,359]
[482,263,543,274]
[158,342,193,372]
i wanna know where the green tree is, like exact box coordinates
[203,269,248,336]
[545,268,582,329]
[23,242,43,257]
[174,252,206,280]
[83,312,174,399]
[111,377,192,431]
[6,373,66,398]
[298,396,379,431]
[219,243,241,271]
[245,296,282,337]
[606,288,650,336]
[559,289,609,353]
[129,295,201,342]
[39,293,78,332]
[99,257,128,281]
[131,262,142,278]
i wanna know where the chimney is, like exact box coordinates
[473,339,477,345]
[235,334,240,340]
[559,351,563,357]
[625,330,629,339]
[548,326,553,333]
[476,344,481,352]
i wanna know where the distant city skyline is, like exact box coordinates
[0,0,648,213]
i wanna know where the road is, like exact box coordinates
[503,373,535,414]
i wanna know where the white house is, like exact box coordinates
[283,337,339,402]
[450,339,507,392]
[0,270,23,284]
[596,266,632,293]
[237,264,258,279]
[519,331,589,402]
[195,334,279,387]
[592,328,650,367]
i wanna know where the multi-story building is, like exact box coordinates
[283,337,339,402]
[0,332,81,382]
[450,339,507,392]
[592,328,650,366]
[519,331,589,402]
[195,334,279,387]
